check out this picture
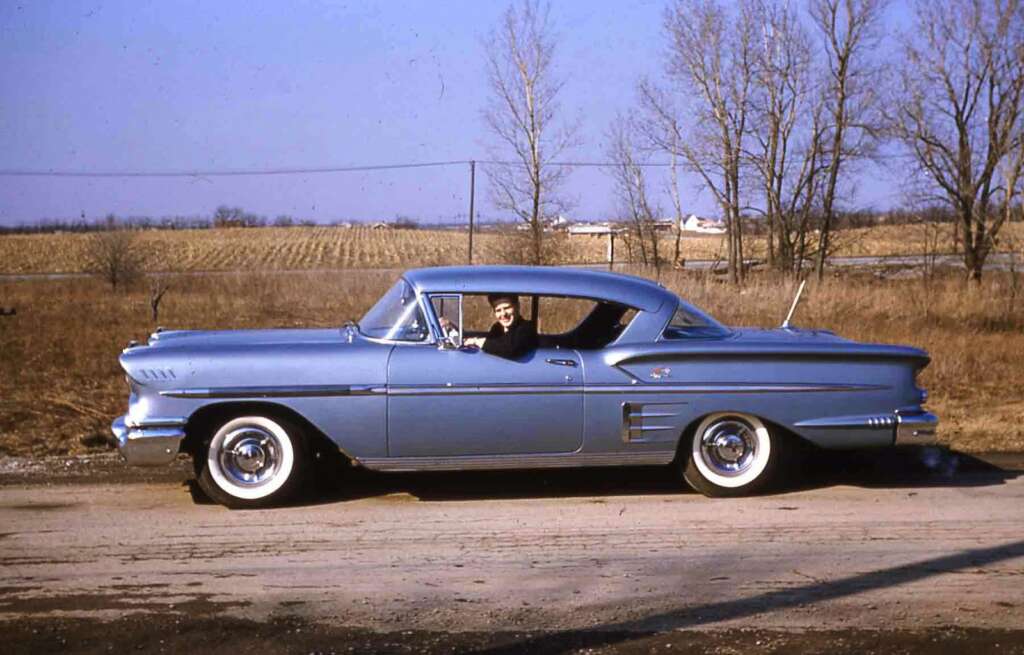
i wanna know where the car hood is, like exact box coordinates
[143,328,350,348]
[119,326,389,390]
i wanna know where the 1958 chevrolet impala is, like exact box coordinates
[113,266,938,508]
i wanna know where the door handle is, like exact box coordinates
[545,358,577,367]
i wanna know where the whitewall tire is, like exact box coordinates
[197,415,307,509]
[682,413,779,497]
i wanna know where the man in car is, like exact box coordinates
[463,294,538,360]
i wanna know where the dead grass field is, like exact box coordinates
[1,262,1021,458]
[3,222,1021,275]
[0,226,617,274]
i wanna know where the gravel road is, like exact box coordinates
[1,449,1022,653]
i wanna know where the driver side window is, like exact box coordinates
[430,295,463,345]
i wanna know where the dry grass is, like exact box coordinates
[832,222,1024,257]
[0,227,618,274]
[1,263,1021,457]
[9,221,1021,276]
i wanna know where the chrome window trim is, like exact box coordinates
[425,292,464,345]
[357,278,436,345]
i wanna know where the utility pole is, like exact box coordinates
[467,160,476,264]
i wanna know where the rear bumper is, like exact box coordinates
[894,410,939,446]
[112,415,187,466]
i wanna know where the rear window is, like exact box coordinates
[662,301,731,339]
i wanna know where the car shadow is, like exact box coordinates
[285,446,1021,507]
[790,446,1022,492]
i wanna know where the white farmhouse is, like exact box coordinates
[682,214,726,234]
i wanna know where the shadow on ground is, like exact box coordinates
[233,445,1023,507]
[465,536,1024,654]
[5,617,1024,655]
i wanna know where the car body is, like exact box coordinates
[112,265,938,507]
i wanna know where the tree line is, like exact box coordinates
[485,0,1024,281]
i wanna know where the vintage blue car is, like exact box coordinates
[112,266,937,508]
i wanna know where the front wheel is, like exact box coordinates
[196,415,308,509]
[681,413,780,497]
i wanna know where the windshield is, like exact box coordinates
[662,300,731,339]
[359,279,429,342]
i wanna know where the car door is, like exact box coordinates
[386,294,583,457]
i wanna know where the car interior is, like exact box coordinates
[437,294,637,351]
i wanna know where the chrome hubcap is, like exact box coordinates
[233,441,267,473]
[700,419,757,477]
[219,427,281,486]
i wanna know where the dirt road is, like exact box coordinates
[1,449,1023,653]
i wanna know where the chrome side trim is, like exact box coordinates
[387,384,583,396]
[591,382,889,394]
[794,414,898,430]
[160,385,385,399]
[160,381,887,400]
[622,402,684,444]
[384,381,885,398]
[357,451,675,472]
[895,410,939,446]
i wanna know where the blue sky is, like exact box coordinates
[0,0,909,226]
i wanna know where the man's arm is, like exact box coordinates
[482,321,537,360]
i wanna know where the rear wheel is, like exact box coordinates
[196,414,307,509]
[682,413,780,497]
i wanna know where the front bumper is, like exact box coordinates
[112,415,187,466]
[894,410,939,446]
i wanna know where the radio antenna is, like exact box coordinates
[781,280,806,329]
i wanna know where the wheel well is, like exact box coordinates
[182,402,348,465]
[673,412,812,465]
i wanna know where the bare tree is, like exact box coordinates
[635,80,687,268]
[483,0,578,264]
[647,0,759,284]
[83,228,142,290]
[607,115,662,271]
[149,276,171,323]
[891,0,1024,281]
[748,0,829,275]
[808,0,888,280]
[667,126,686,268]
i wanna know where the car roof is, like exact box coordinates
[403,265,672,312]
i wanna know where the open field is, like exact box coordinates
[1,261,1022,457]
[2,223,1023,275]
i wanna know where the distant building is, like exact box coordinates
[682,214,726,234]
[567,222,622,237]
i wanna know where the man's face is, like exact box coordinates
[493,301,518,329]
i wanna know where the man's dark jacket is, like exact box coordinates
[482,318,538,360]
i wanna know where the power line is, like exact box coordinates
[0,159,678,178]
[0,160,473,178]
[479,159,675,168]
[0,153,916,178]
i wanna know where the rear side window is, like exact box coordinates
[662,302,730,339]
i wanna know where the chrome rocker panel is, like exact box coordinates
[112,415,187,466]
[357,451,676,472]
